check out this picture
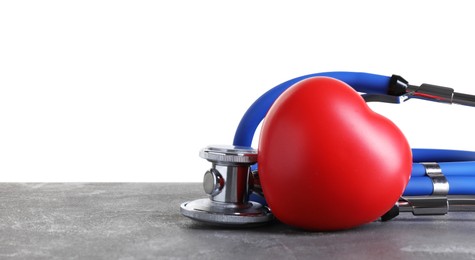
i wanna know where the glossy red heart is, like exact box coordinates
[258,77,412,231]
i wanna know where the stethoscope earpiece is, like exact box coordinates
[180,145,274,226]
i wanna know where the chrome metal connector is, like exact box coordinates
[405,84,455,104]
[402,81,475,107]
[399,196,475,214]
[363,75,475,107]
[400,162,449,215]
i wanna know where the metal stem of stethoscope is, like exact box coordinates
[363,79,475,106]
[405,83,475,106]
[379,196,475,222]
[399,196,475,213]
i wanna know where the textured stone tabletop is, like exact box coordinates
[1,183,475,259]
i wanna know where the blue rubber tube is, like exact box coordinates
[412,161,475,177]
[412,149,475,162]
[232,71,391,147]
[404,176,475,196]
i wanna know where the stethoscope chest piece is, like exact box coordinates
[180,145,274,226]
[180,198,272,226]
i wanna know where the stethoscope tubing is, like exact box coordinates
[405,176,475,196]
[413,149,475,162]
[234,71,475,198]
[407,159,475,196]
[233,71,391,147]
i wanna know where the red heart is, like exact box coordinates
[258,77,412,231]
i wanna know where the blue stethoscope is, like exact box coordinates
[181,71,475,229]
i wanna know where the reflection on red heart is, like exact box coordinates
[258,77,412,231]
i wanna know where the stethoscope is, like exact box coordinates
[181,71,475,231]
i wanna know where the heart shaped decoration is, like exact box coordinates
[258,77,412,231]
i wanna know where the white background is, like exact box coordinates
[1,1,475,182]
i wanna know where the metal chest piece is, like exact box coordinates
[180,145,274,227]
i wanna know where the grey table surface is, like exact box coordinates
[1,183,475,260]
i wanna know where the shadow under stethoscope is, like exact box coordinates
[180,218,385,235]
[181,213,475,235]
